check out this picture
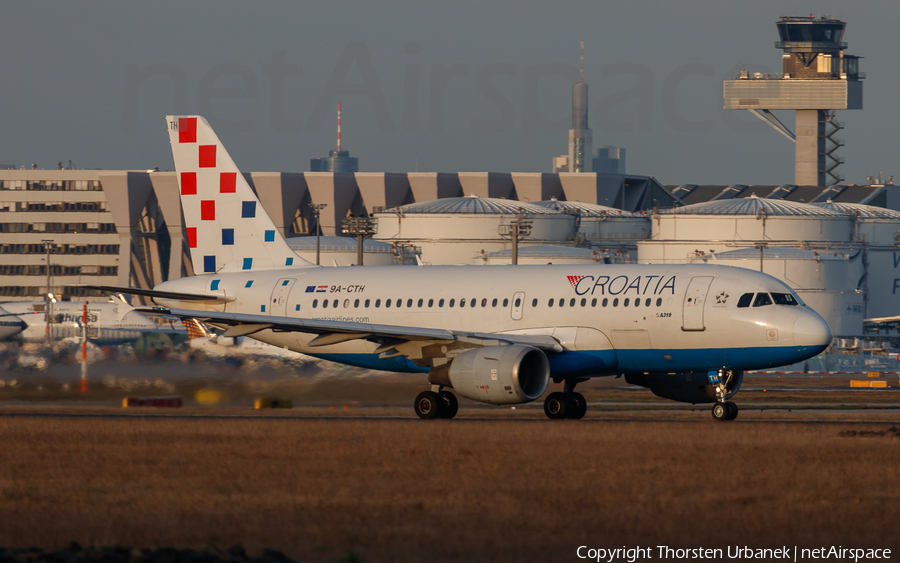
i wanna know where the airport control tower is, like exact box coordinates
[569,39,592,172]
[724,16,864,186]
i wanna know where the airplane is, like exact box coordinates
[75,115,832,421]
[0,295,177,345]
[0,306,27,340]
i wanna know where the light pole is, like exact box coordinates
[309,203,328,265]
[498,211,532,265]
[41,239,54,342]
[341,216,378,265]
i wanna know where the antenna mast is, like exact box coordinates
[336,102,342,152]
[579,38,584,84]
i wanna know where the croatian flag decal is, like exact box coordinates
[316,285,328,292]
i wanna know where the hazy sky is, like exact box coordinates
[1,1,896,185]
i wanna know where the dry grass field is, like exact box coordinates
[1,413,899,563]
[1,357,899,561]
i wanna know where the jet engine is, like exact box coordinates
[625,370,743,404]
[428,345,550,404]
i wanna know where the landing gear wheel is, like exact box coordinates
[712,402,728,421]
[569,392,587,420]
[438,391,458,419]
[725,401,738,421]
[414,391,441,419]
[544,392,569,420]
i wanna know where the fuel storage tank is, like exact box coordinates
[533,198,650,261]
[373,195,574,265]
[812,201,900,319]
[640,196,855,263]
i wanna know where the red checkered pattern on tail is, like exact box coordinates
[567,275,586,289]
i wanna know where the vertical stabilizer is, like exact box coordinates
[166,115,315,273]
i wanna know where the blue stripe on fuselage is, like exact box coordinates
[307,344,826,376]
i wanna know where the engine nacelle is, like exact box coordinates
[428,345,550,404]
[625,370,743,404]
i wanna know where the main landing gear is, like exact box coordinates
[414,387,458,420]
[712,401,739,421]
[543,378,588,420]
[710,369,739,421]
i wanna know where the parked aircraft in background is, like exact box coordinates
[0,295,177,345]
[76,115,832,420]
[0,306,26,340]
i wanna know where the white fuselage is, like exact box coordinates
[154,263,832,376]
[1,301,164,344]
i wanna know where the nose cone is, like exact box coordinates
[0,318,26,340]
[793,311,832,351]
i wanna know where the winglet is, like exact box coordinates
[165,116,316,273]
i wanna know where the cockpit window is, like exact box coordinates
[753,293,773,307]
[771,292,799,306]
[737,293,754,308]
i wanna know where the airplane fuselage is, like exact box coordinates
[155,262,831,376]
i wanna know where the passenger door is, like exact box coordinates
[682,276,713,331]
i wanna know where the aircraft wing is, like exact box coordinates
[137,306,565,359]
[69,284,234,303]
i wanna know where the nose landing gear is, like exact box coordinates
[710,370,739,421]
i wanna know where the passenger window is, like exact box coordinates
[354,299,359,307]
[580,298,586,307]
[503,298,509,307]
[548,298,554,307]
[470,298,476,307]
[635,299,640,307]
[364,299,369,308]
[656,298,662,306]
[375,299,381,308]
[602,298,608,307]
[532,298,538,307]
[407,299,413,307]
[591,298,597,307]
[771,293,799,306]
[645,298,651,306]
[417,299,423,307]
[492,298,498,307]
[428,299,433,307]
[333,300,338,308]
[386,299,391,307]
[439,299,444,307]
[569,298,575,307]
[559,298,565,307]
[624,298,630,307]
[482,298,487,307]
[737,293,754,308]
[753,293,773,307]
[313,299,318,308]
[613,298,619,307]
[323,300,329,309]
[460,299,466,308]
[449,299,455,307]
[514,298,521,307]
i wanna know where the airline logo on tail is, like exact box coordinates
[167,116,315,273]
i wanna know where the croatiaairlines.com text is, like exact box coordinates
[313,316,370,323]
